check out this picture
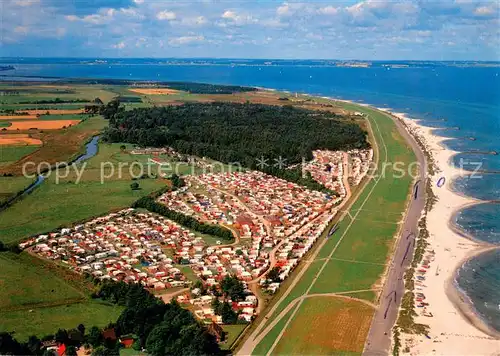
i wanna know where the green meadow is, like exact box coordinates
[1,302,123,342]
[0,146,40,166]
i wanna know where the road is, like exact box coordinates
[362,112,427,356]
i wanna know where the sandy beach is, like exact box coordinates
[392,114,500,355]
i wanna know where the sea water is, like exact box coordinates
[1,58,499,331]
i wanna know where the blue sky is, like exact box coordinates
[1,0,499,60]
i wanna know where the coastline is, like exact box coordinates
[392,115,500,354]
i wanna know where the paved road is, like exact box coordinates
[362,113,427,356]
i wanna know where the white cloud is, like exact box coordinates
[180,16,208,26]
[474,5,496,17]
[133,0,144,3]
[65,15,79,22]
[318,6,339,16]
[157,10,176,21]
[112,41,126,49]
[221,10,256,25]
[168,35,205,45]
[222,10,237,20]
[277,3,290,16]
[120,8,144,18]
[64,8,117,25]
[13,0,39,7]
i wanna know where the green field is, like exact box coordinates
[271,298,372,355]
[0,252,84,310]
[221,324,248,351]
[0,85,117,106]
[0,251,123,341]
[0,142,167,245]
[253,103,416,354]
[37,114,88,121]
[0,176,34,204]
[0,301,123,342]
[0,145,40,166]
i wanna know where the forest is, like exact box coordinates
[103,102,368,192]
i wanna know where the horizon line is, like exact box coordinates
[1,56,499,63]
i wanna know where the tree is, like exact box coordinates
[26,335,42,355]
[77,324,86,337]
[91,345,119,356]
[0,332,29,355]
[267,267,281,283]
[42,349,56,356]
[54,329,69,344]
[220,302,238,324]
[211,298,222,315]
[87,326,102,348]
[66,345,78,356]
[220,275,245,301]
[130,182,140,190]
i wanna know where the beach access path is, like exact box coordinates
[362,110,427,356]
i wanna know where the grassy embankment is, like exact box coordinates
[252,102,417,355]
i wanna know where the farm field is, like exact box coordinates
[0,301,123,342]
[0,252,84,311]
[0,251,122,341]
[251,102,416,354]
[0,145,40,165]
[0,115,38,120]
[0,143,167,245]
[272,298,373,355]
[6,119,81,130]
[0,116,107,175]
[0,176,34,204]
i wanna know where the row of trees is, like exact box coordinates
[132,195,234,241]
[18,98,89,104]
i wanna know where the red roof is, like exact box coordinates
[121,338,135,348]
[57,344,66,356]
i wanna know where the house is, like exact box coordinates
[102,328,117,342]
[207,322,225,342]
[57,344,66,356]
[120,335,136,348]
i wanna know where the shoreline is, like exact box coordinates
[391,114,500,354]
